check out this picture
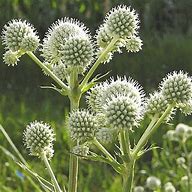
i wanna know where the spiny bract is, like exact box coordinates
[23,121,55,159]
[126,36,142,52]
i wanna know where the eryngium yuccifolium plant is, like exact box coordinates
[3,50,20,66]
[160,71,192,105]
[1,19,39,52]
[95,128,115,144]
[41,18,94,74]
[69,109,98,142]
[105,5,139,38]
[23,121,55,159]
[103,95,142,130]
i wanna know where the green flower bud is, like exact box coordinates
[69,109,98,142]
[103,95,142,129]
[134,186,144,192]
[126,36,142,52]
[164,182,176,192]
[23,121,55,159]
[105,5,139,38]
[61,36,94,72]
[146,176,161,190]
[72,145,89,157]
[160,71,192,105]
[2,19,39,52]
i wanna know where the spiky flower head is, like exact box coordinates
[2,19,39,52]
[3,50,20,66]
[41,18,93,69]
[101,76,145,106]
[52,63,68,81]
[160,71,192,105]
[134,186,144,192]
[146,176,161,190]
[164,182,176,192]
[23,121,55,159]
[178,100,192,115]
[126,36,142,52]
[176,157,186,166]
[72,145,89,157]
[61,36,94,72]
[103,95,142,130]
[104,5,139,38]
[69,109,98,142]
[96,128,115,144]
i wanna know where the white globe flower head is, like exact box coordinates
[72,145,89,158]
[134,186,144,192]
[146,176,161,190]
[165,130,178,141]
[23,121,55,159]
[101,76,145,107]
[105,5,139,39]
[69,109,98,142]
[126,36,143,53]
[103,95,142,130]
[3,50,20,66]
[51,63,68,81]
[95,128,115,144]
[178,100,192,115]
[41,17,92,66]
[2,19,39,52]
[175,123,190,138]
[176,157,186,166]
[164,182,176,192]
[160,71,192,105]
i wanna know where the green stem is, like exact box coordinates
[27,52,69,91]
[41,152,62,192]
[132,104,174,158]
[182,142,192,192]
[122,160,135,192]
[68,69,81,192]
[119,129,131,161]
[80,37,119,89]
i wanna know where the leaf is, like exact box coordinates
[40,84,68,96]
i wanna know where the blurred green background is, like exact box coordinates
[0,0,192,191]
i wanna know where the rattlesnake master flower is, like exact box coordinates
[96,128,115,144]
[2,19,39,52]
[3,50,20,66]
[178,100,192,115]
[41,18,93,69]
[164,182,176,192]
[146,176,161,190]
[175,123,192,140]
[105,5,139,38]
[52,63,68,81]
[134,186,144,192]
[23,121,55,159]
[126,36,142,52]
[176,157,186,165]
[61,36,94,72]
[69,109,98,142]
[103,95,142,129]
[160,71,192,105]
[72,145,89,157]
[165,130,178,141]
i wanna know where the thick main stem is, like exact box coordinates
[122,161,135,192]
[68,70,81,192]
[42,152,62,192]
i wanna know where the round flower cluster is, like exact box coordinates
[41,18,94,75]
[134,186,144,192]
[23,121,55,159]
[68,109,98,142]
[160,71,192,105]
[164,182,176,192]
[96,128,115,144]
[95,5,142,63]
[72,145,89,157]
[1,19,39,66]
[146,176,161,190]
[87,76,144,131]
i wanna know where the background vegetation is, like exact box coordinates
[0,0,192,191]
